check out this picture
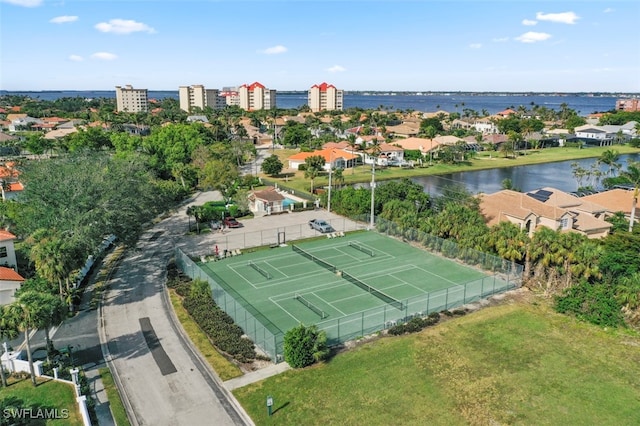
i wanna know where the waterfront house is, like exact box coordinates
[581,188,640,224]
[478,188,612,239]
[287,148,358,171]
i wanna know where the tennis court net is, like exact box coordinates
[291,244,336,273]
[341,271,404,310]
[348,241,375,257]
[294,293,327,319]
[248,260,271,279]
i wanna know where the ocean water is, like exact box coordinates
[0,90,626,115]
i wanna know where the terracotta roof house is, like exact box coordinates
[581,188,640,223]
[322,141,351,150]
[287,148,358,171]
[362,143,405,166]
[0,266,25,306]
[385,123,420,138]
[391,137,442,155]
[496,109,517,117]
[0,133,18,143]
[44,127,78,140]
[0,230,18,271]
[478,189,612,239]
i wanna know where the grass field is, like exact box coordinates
[199,231,512,350]
[0,377,83,425]
[233,296,640,425]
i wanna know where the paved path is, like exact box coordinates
[101,192,252,426]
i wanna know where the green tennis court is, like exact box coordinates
[199,231,512,342]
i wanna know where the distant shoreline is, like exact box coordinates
[2,90,639,97]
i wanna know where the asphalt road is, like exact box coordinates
[101,191,252,426]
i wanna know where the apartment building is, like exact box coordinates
[178,85,225,112]
[237,82,276,111]
[616,98,640,112]
[115,85,148,113]
[308,82,344,112]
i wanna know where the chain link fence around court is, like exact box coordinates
[209,217,367,254]
[174,248,285,362]
[174,215,524,362]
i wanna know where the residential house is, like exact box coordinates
[7,114,39,132]
[581,188,640,224]
[287,148,358,171]
[385,123,420,138]
[0,230,18,270]
[478,188,612,239]
[391,136,442,157]
[473,117,499,134]
[362,143,405,166]
[0,267,24,306]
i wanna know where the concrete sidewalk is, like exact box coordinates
[223,362,291,391]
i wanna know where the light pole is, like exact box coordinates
[328,151,333,213]
[370,158,375,228]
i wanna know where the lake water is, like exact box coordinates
[360,153,640,196]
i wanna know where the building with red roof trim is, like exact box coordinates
[238,82,276,111]
[308,82,343,112]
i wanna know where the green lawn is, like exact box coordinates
[0,377,83,425]
[98,368,131,426]
[233,298,640,425]
[267,145,640,195]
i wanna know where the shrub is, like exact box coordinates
[555,281,624,327]
[283,324,329,368]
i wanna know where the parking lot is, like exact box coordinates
[170,191,365,259]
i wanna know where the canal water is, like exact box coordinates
[397,152,639,196]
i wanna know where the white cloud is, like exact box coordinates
[95,19,156,35]
[91,52,118,61]
[603,8,614,13]
[492,37,509,43]
[536,11,579,24]
[261,45,287,55]
[50,16,79,24]
[1,0,42,7]
[327,65,346,73]
[469,43,482,49]
[68,55,83,62]
[522,19,537,26]
[515,32,552,43]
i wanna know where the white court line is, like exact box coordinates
[271,298,303,323]
[263,260,288,278]
[310,291,346,316]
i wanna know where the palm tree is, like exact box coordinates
[346,134,358,174]
[4,296,39,386]
[333,168,345,189]
[598,149,621,177]
[304,166,319,193]
[0,305,18,388]
[621,161,640,232]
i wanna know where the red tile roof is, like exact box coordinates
[0,230,16,241]
[0,267,24,282]
[311,82,336,91]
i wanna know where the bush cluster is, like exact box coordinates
[387,312,441,335]
[182,293,257,363]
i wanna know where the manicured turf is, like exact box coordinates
[200,231,510,344]
[98,368,131,426]
[0,377,83,425]
[233,298,640,425]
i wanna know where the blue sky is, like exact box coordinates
[1,0,639,92]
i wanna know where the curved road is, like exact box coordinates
[101,192,252,426]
